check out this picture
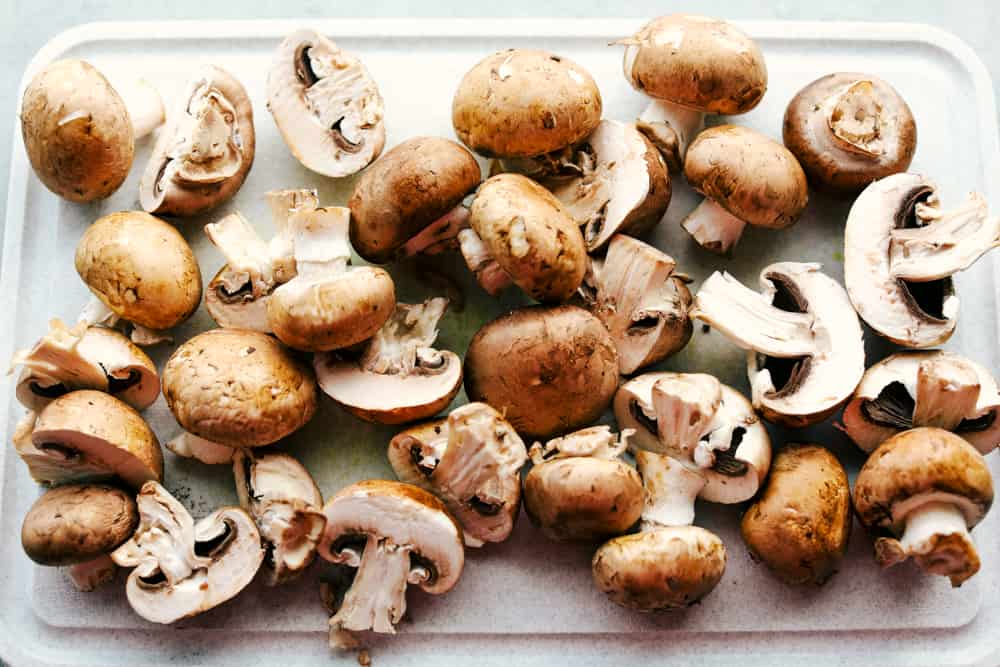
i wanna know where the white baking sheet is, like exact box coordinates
[1,18,999,667]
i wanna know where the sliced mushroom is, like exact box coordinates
[844,173,1000,347]
[691,262,865,427]
[111,481,264,623]
[267,29,385,177]
[388,402,527,547]
[140,65,255,216]
[315,298,461,425]
[234,450,325,585]
[318,480,464,647]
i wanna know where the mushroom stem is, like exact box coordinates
[78,295,119,328]
[205,213,278,299]
[360,298,448,375]
[877,500,980,587]
[913,357,983,431]
[681,198,747,255]
[636,99,704,172]
[287,207,352,279]
[266,188,318,282]
[634,450,705,528]
[649,375,719,458]
[457,228,514,295]
[397,205,472,259]
[330,534,412,636]
[67,553,118,592]
[116,79,165,141]
[129,324,171,346]
[823,80,885,157]
[166,432,236,465]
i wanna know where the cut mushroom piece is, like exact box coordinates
[111,481,264,623]
[318,480,464,647]
[165,432,236,465]
[315,298,461,425]
[10,319,158,411]
[14,390,163,489]
[267,29,385,177]
[140,65,255,216]
[388,402,527,547]
[692,262,865,427]
[844,173,1000,347]
[234,450,325,585]
[853,427,993,587]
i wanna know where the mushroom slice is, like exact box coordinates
[141,65,255,216]
[111,481,264,623]
[234,450,325,585]
[14,390,163,489]
[267,29,385,177]
[584,234,692,374]
[388,402,527,547]
[318,480,464,647]
[10,319,158,411]
[692,262,865,427]
[845,173,1000,347]
[528,425,629,463]
[546,120,670,251]
[842,351,1000,455]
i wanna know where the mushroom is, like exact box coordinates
[458,174,587,302]
[315,298,462,425]
[853,427,994,587]
[318,480,464,647]
[161,329,317,450]
[388,402,527,547]
[349,137,482,262]
[233,450,325,585]
[452,49,601,160]
[13,390,163,489]
[10,319,158,411]
[464,305,619,439]
[614,372,771,526]
[75,211,202,345]
[681,125,808,255]
[523,426,643,542]
[691,262,865,427]
[844,173,1000,347]
[545,120,671,252]
[580,234,692,374]
[783,72,917,195]
[267,29,385,177]
[741,444,852,585]
[267,205,396,352]
[21,483,139,591]
[140,65,255,216]
[616,15,767,171]
[842,350,1000,455]
[20,59,164,202]
[111,481,264,623]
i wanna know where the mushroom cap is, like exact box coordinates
[620,15,767,115]
[783,72,916,195]
[349,137,482,263]
[464,305,619,439]
[140,65,255,216]
[853,427,994,532]
[469,174,587,302]
[75,211,202,331]
[204,264,273,332]
[20,59,133,202]
[25,390,163,488]
[592,526,726,611]
[684,125,808,229]
[740,444,852,585]
[161,329,317,448]
[21,484,138,566]
[452,49,602,158]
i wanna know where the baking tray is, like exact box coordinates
[1,18,999,667]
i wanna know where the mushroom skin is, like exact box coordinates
[783,73,916,195]
[452,49,602,159]
[464,305,619,439]
[741,445,852,585]
[853,427,993,587]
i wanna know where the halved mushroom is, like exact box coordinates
[111,481,264,623]
[318,480,464,647]
[844,173,1000,347]
[10,319,158,411]
[691,262,865,427]
[316,298,461,424]
[140,65,255,216]
[13,390,163,489]
[842,350,1000,455]
[234,450,325,585]
[388,402,527,546]
[267,29,385,177]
